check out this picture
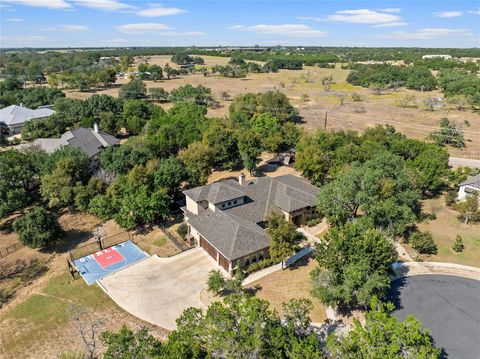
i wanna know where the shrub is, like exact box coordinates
[118,79,146,99]
[409,231,438,255]
[351,92,362,102]
[176,223,188,238]
[306,217,321,227]
[207,269,226,294]
[13,207,62,248]
[224,278,242,292]
[245,258,276,274]
[452,235,464,253]
[445,191,457,207]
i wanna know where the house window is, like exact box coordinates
[233,200,237,205]
[228,201,232,206]
[221,203,225,208]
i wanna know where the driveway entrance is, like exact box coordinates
[98,247,221,330]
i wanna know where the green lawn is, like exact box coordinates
[0,273,112,357]
[417,197,480,267]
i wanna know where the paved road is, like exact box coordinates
[387,275,480,359]
[449,157,480,168]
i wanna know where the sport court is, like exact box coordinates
[73,240,149,285]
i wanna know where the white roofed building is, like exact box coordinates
[0,104,55,135]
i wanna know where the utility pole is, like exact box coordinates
[324,111,328,131]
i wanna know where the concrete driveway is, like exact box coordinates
[98,247,220,330]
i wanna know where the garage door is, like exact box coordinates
[200,237,217,260]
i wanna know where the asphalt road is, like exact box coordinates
[449,157,480,168]
[387,275,480,359]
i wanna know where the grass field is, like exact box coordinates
[0,272,168,358]
[246,256,327,323]
[416,197,480,267]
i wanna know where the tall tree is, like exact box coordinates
[179,141,215,186]
[266,211,303,264]
[237,130,262,174]
[13,207,61,248]
[311,219,397,308]
[0,150,37,218]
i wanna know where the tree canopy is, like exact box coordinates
[311,219,397,308]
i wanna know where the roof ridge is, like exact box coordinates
[263,177,275,218]
[274,175,316,198]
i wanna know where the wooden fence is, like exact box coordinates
[158,223,192,252]
[0,242,23,259]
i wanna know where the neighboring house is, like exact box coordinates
[182,174,320,273]
[421,54,452,60]
[18,123,119,159]
[426,97,444,110]
[457,174,480,201]
[0,104,55,135]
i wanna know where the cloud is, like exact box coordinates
[1,0,70,9]
[377,8,401,13]
[72,0,133,11]
[230,24,326,37]
[373,22,407,28]
[325,9,402,24]
[6,18,24,21]
[41,24,89,32]
[383,28,471,40]
[467,9,480,15]
[433,11,463,18]
[137,4,186,17]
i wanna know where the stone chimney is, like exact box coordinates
[239,172,246,186]
[93,122,99,133]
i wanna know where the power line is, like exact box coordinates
[164,97,480,136]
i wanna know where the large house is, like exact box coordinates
[0,104,55,135]
[458,174,480,201]
[182,174,320,273]
[18,124,119,159]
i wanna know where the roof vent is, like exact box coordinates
[239,172,246,186]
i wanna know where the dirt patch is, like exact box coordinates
[65,58,480,159]
[135,227,180,257]
[245,256,327,323]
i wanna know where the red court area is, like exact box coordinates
[94,248,125,269]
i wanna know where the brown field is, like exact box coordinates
[246,255,327,323]
[415,197,480,267]
[65,55,480,159]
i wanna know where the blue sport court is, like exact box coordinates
[73,240,149,285]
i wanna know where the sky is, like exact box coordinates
[0,0,479,48]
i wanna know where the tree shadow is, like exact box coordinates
[385,277,407,311]
[46,229,95,254]
[243,284,262,296]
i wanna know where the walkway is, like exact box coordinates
[449,156,480,168]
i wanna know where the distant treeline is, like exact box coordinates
[2,47,479,70]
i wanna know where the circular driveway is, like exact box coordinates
[387,275,480,359]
